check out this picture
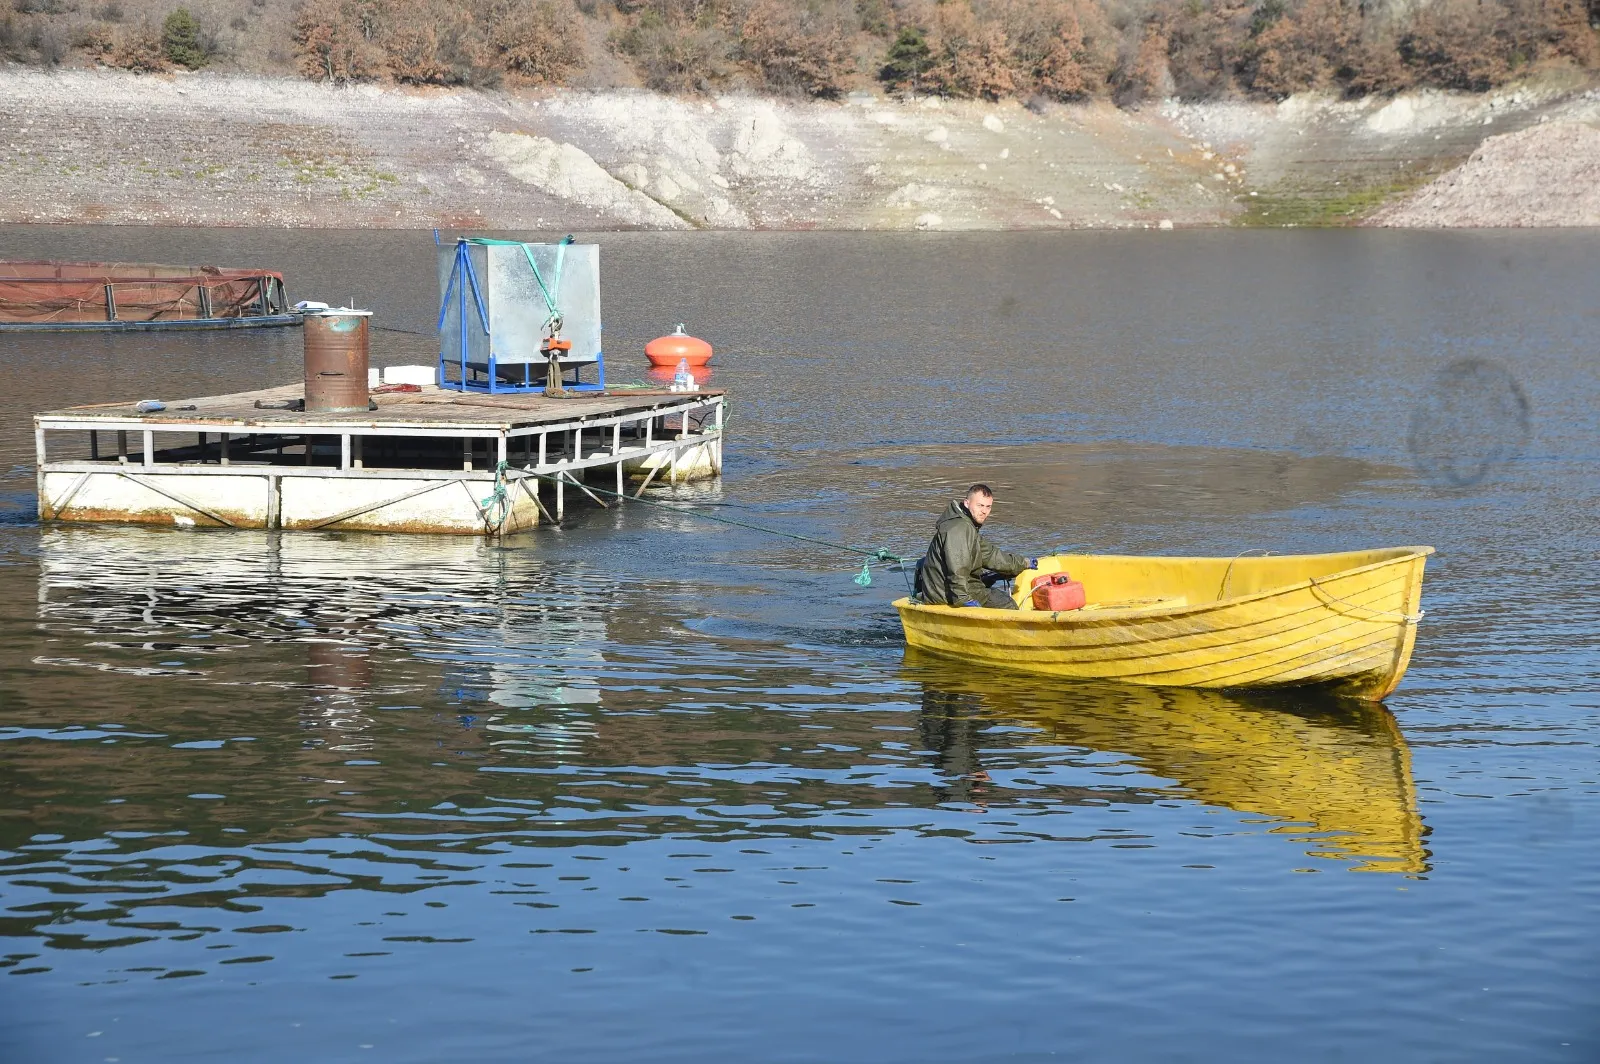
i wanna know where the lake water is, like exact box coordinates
[0,226,1596,1062]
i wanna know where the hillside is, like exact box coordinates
[1,66,1596,230]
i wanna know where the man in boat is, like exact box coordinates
[915,484,1036,609]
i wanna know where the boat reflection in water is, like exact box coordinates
[904,650,1429,874]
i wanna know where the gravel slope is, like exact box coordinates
[1368,119,1600,227]
[2,67,1596,230]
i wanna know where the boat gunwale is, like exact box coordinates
[893,546,1435,626]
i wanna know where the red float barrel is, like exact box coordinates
[645,324,712,368]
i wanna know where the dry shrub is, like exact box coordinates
[109,22,167,69]
[380,0,491,84]
[1503,0,1599,66]
[611,0,732,92]
[926,0,1015,99]
[1241,0,1355,96]
[1129,0,1599,100]
[1397,0,1510,91]
[856,0,890,36]
[1112,21,1169,104]
[486,0,582,83]
[35,20,65,59]
[1029,0,1116,98]
[738,0,856,96]
[293,0,382,80]
[293,0,579,85]
[1156,0,1251,98]
[71,18,113,52]
[1392,0,1599,90]
[1339,29,1412,95]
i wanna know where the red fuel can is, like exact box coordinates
[1031,572,1086,612]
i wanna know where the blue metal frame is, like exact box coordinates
[435,239,607,395]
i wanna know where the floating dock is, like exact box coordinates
[34,382,725,535]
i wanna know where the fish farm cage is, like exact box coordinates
[0,261,296,331]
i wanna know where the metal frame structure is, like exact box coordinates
[436,239,606,395]
[35,393,724,536]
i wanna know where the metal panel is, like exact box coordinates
[484,243,545,365]
[484,243,602,365]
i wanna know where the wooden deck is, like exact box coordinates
[40,381,726,432]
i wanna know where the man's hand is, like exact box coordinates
[962,600,981,608]
[1026,558,1038,570]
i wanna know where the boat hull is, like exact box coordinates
[895,547,1432,700]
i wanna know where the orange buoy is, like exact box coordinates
[645,324,713,368]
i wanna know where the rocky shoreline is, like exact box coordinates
[2,67,1597,231]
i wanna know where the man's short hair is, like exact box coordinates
[966,484,994,499]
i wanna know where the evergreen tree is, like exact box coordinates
[162,7,207,69]
[879,26,930,89]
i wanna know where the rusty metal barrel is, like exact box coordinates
[303,308,372,412]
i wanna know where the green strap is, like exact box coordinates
[467,237,569,329]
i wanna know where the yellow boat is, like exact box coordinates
[894,546,1433,700]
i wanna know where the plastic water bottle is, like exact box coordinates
[672,358,693,392]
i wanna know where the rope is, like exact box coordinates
[514,467,911,590]
[1308,577,1424,624]
[479,461,512,533]
[1219,547,1274,601]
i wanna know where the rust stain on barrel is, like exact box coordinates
[304,311,371,413]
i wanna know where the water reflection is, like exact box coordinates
[21,526,629,839]
[905,651,1429,874]
[644,364,714,388]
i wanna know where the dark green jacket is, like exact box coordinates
[916,500,1030,606]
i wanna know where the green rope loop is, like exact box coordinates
[480,460,512,532]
